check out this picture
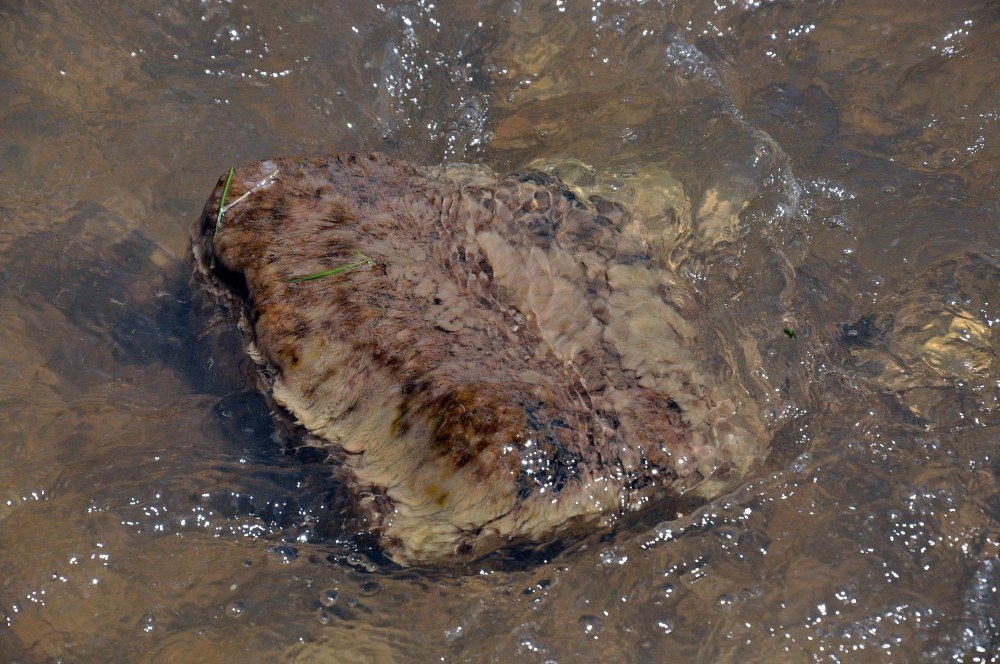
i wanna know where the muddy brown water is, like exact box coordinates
[1,1,998,661]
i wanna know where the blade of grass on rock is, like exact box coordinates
[215,166,235,233]
[287,253,375,284]
[210,166,235,269]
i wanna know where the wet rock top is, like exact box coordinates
[192,153,756,563]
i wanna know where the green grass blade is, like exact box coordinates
[209,166,235,270]
[215,166,235,233]
[287,253,375,284]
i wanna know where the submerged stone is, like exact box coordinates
[190,153,761,563]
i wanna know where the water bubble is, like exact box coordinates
[578,614,602,636]
[790,452,811,474]
[664,38,710,79]
[599,547,628,565]
[139,613,154,633]
[714,526,741,543]
[319,589,338,607]
[716,593,739,607]
[827,215,849,230]
[227,600,245,617]
[266,544,299,563]
[718,497,740,513]
[521,634,548,655]
[657,618,675,634]
[358,581,382,597]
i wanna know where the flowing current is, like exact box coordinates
[0,1,997,661]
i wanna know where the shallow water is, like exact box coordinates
[1,0,998,661]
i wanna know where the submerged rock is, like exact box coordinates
[191,153,762,563]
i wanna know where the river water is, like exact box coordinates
[1,0,998,661]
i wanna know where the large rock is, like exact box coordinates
[190,153,760,563]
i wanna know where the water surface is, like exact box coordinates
[1,0,998,661]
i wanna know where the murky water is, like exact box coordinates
[1,0,998,661]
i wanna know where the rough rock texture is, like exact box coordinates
[191,153,757,563]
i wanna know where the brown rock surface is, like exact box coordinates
[191,153,758,563]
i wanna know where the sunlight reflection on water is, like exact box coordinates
[0,0,997,661]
